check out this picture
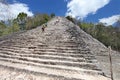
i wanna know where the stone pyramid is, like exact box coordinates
[0,17,110,80]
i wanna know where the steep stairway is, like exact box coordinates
[0,17,110,80]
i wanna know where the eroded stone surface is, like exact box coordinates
[0,17,118,80]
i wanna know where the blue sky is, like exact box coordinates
[85,0,120,22]
[1,0,120,25]
[8,0,67,16]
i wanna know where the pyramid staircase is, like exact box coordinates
[0,17,109,80]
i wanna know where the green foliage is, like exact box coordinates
[80,22,94,33]
[43,14,50,23]
[26,17,34,30]
[17,12,27,30]
[17,12,27,22]
[79,22,120,51]
[12,22,20,32]
[66,16,75,23]
[25,13,51,29]
[0,20,20,36]
[0,21,6,28]
[0,12,51,37]
[50,13,55,18]
[0,21,7,36]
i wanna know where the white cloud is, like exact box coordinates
[0,2,33,21]
[99,15,120,26]
[66,0,110,20]
[0,0,5,2]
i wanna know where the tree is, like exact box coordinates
[12,19,20,32]
[66,16,74,23]
[0,21,6,36]
[26,17,34,30]
[115,17,120,31]
[50,13,55,18]
[17,12,27,30]
[43,14,50,23]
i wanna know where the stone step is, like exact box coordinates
[34,51,95,59]
[0,46,92,55]
[53,45,79,48]
[0,57,103,75]
[0,51,84,62]
[1,45,87,51]
[50,47,86,50]
[0,53,93,66]
[36,44,48,47]
[1,46,21,49]
[0,53,95,63]
[55,43,81,46]
[34,48,90,53]
[10,45,83,51]
[39,51,93,56]
[57,40,81,43]
[8,45,28,48]
[0,47,32,53]
[56,41,84,46]
[0,52,95,64]
[0,59,106,80]
[0,48,95,60]
[0,53,99,70]
[0,51,96,63]
[7,38,85,45]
